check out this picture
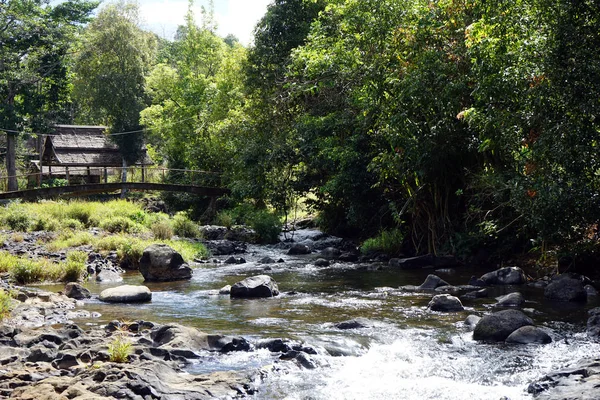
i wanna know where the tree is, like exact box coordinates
[72,0,156,167]
[0,0,97,190]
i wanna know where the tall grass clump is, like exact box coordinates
[31,215,60,232]
[172,212,200,238]
[108,334,132,363]
[0,252,19,274]
[100,216,135,233]
[151,220,173,240]
[249,210,282,244]
[11,259,46,284]
[0,290,12,321]
[360,228,405,256]
[62,250,88,282]
[46,230,95,251]
[2,207,31,231]
[65,203,93,226]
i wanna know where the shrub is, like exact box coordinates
[215,210,234,229]
[360,228,405,256]
[3,208,31,231]
[117,240,145,268]
[0,290,12,321]
[11,259,44,284]
[108,334,132,363]
[151,220,173,240]
[47,230,95,251]
[61,218,84,230]
[249,210,282,244]
[62,251,88,282]
[31,215,60,232]
[66,203,92,226]
[0,252,19,273]
[172,212,200,238]
[166,240,209,261]
[100,216,134,233]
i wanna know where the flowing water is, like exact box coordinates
[44,230,600,400]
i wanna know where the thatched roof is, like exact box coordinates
[39,125,152,168]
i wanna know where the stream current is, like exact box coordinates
[47,229,600,400]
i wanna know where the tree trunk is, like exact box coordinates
[6,133,17,191]
[120,158,128,198]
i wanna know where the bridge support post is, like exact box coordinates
[65,167,70,185]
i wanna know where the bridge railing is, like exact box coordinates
[0,166,223,193]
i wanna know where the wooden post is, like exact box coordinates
[141,166,145,183]
[104,167,108,183]
[86,166,91,183]
[48,164,52,180]
[6,133,17,191]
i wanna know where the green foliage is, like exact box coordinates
[215,210,234,229]
[108,334,132,363]
[62,251,88,282]
[40,178,69,188]
[47,230,95,251]
[11,259,45,284]
[31,215,60,232]
[172,212,200,238]
[151,220,173,240]
[66,203,93,226]
[360,229,405,256]
[2,207,31,231]
[61,218,84,230]
[248,210,282,244]
[100,217,134,234]
[0,252,20,274]
[165,240,208,261]
[0,290,12,321]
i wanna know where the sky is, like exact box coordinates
[139,0,272,45]
[50,0,272,45]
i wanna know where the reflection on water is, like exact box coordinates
[40,239,600,399]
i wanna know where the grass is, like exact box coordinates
[0,249,87,284]
[107,334,132,363]
[360,228,405,256]
[0,290,12,321]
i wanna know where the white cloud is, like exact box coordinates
[138,0,271,45]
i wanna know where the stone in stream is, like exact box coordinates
[544,275,587,302]
[230,275,279,298]
[258,256,276,264]
[528,358,600,399]
[63,282,91,300]
[95,269,123,283]
[464,315,481,329]
[99,285,152,303]
[320,247,341,259]
[505,326,552,344]
[287,243,311,255]
[428,294,464,312]
[139,244,192,282]
[335,318,370,330]
[218,285,231,295]
[473,309,533,342]
[418,274,450,290]
[479,267,526,285]
[495,292,525,307]
[314,258,330,267]
[586,307,600,337]
[389,254,458,270]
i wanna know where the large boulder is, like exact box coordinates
[64,283,90,300]
[544,276,587,302]
[99,285,151,303]
[505,326,552,344]
[139,244,192,282]
[151,324,250,353]
[480,267,526,285]
[428,294,464,312]
[230,275,279,298]
[473,309,534,342]
[418,274,450,290]
[287,244,311,255]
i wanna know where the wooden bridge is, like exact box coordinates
[0,167,229,200]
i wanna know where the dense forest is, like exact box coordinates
[1,0,600,268]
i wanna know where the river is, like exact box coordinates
[44,229,600,400]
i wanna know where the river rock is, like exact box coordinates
[151,324,250,353]
[199,225,228,240]
[528,358,600,400]
[335,318,370,330]
[428,294,464,312]
[139,244,192,282]
[505,326,552,344]
[321,247,341,259]
[204,240,247,255]
[496,292,525,307]
[586,307,600,337]
[473,310,534,342]
[287,243,311,255]
[230,275,279,298]
[258,256,276,264]
[544,276,587,302]
[314,258,330,267]
[418,274,450,290]
[586,285,598,297]
[96,269,123,283]
[99,285,152,303]
[64,283,91,300]
[480,267,526,285]
[219,285,231,295]
[389,254,458,270]
[464,315,481,329]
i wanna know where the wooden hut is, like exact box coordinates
[31,125,152,186]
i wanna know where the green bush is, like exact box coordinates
[3,209,31,231]
[249,210,282,244]
[215,210,234,229]
[100,216,134,233]
[360,228,404,256]
[117,240,145,268]
[0,252,19,273]
[31,215,60,232]
[0,290,12,321]
[11,259,45,284]
[172,212,200,238]
[65,203,92,226]
[61,218,84,230]
[47,230,95,251]
[62,251,88,282]
[151,220,173,240]
[166,240,209,261]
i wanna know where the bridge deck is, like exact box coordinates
[0,182,229,200]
